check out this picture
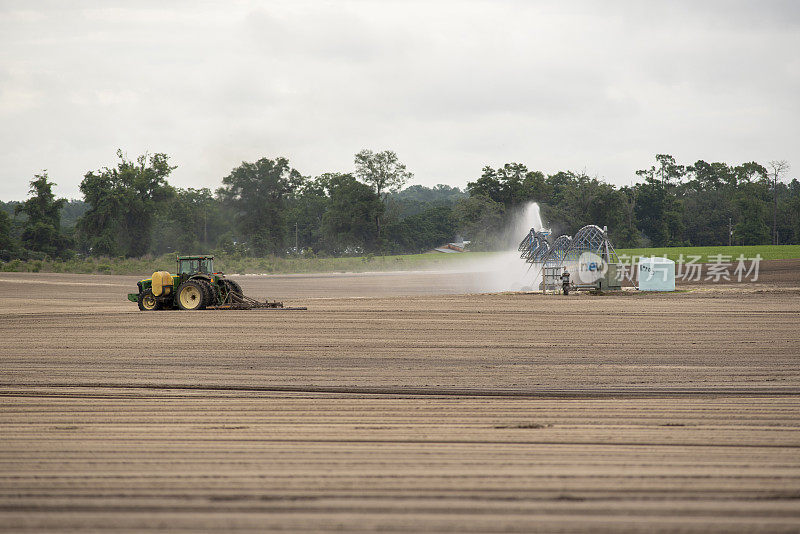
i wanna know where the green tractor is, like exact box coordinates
[128,255,244,311]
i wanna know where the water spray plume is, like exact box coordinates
[515,202,545,237]
[444,201,547,292]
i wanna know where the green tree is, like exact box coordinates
[15,173,70,257]
[632,156,686,246]
[386,205,457,253]
[59,200,89,229]
[0,209,16,258]
[734,182,770,245]
[452,195,505,250]
[467,167,504,204]
[391,184,465,205]
[388,185,466,221]
[467,163,540,207]
[217,157,303,255]
[583,182,639,247]
[734,162,768,184]
[321,174,383,254]
[354,149,413,199]
[152,188,223,254]
[788,179,800,244]
[0,201,17,218]
[636,154,685,189]
[767,160,790,245]
[682,189,733,245]
[354,150,413,240]
[614,186,642,248]
[78,151,175,257]
[634,181,670,246]
[655,154,685,187]
[687,160,734,190]
[285,175,331,254]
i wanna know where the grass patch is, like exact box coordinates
[615,245,800,263]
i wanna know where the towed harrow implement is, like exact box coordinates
[213,292,307,311]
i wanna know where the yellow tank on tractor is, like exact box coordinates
[128,255,305,311]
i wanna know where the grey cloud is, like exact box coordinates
[0,0,797,200]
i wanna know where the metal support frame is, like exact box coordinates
[540,235,573,266]
[518,229,551,263]
[559,225,620,267]
[542,266,561,294]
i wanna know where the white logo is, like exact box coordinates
[577,252,607,283]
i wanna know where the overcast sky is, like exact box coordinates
[1,0,798,200]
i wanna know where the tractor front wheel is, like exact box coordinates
[138,290,161,311]
[177,280,206,310]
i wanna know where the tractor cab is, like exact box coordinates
[177,255,214,276]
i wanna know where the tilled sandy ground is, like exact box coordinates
[1,268,799,532]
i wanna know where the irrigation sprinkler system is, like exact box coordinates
[518,224,621,293]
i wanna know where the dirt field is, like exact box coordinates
[1,264,799,532]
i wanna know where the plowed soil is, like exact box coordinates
[1,264,799,532]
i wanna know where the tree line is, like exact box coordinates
[0,150,797,262]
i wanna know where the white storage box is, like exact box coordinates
[638,257,675,291]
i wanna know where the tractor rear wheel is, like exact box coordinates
[138,290,161,311]
[177,280,206,310]
[196,279,215,307]
[223,279,244,300]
